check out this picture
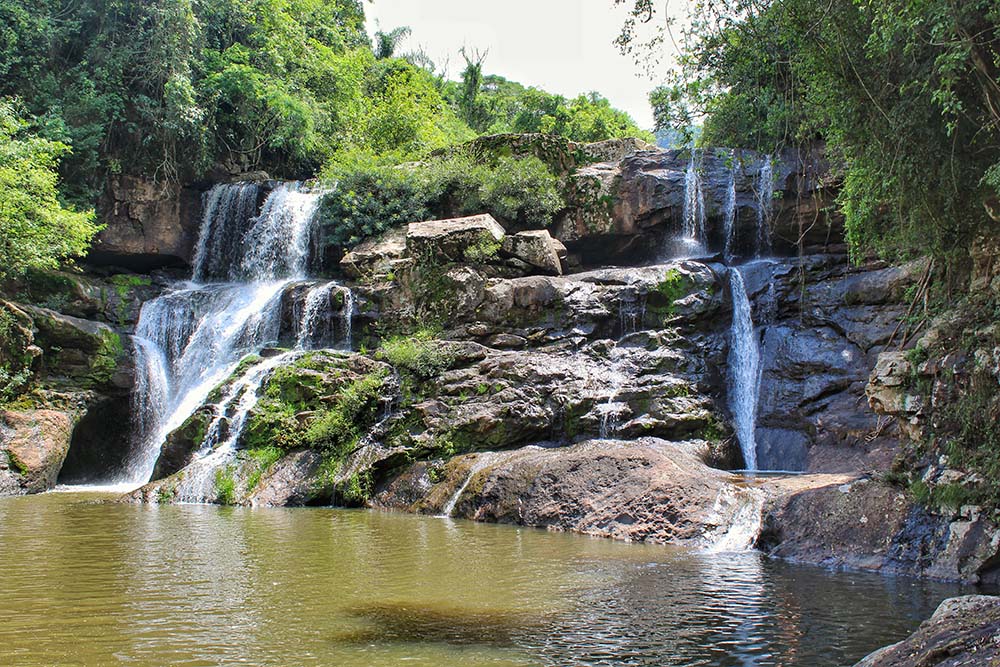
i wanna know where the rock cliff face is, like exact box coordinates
[92,176,205,270]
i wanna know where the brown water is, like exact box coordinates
[0,492,977,666]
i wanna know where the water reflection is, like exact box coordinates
[0,493,982,667]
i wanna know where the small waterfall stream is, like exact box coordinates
[722,157,738,261]
[117,181,347,489]
[727,268,761,471]
[682,150,706,249]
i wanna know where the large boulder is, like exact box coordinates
[340,227,408,279]
[854,595,1000,666]
[374,438,761,547]
[501,230,565,275]
[0,409,75,494]
[406,215,506,264]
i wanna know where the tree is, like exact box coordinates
[373,25,411,59]
[0,101,100,278]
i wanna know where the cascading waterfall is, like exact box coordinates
[727,268,760,471]
[597,346,631,439]
[115,181,338,488]
[682,150,706,246]
[755,156,774,256]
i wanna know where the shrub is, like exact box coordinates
[377,330,455,380]
[476,155,564,227]
[316,152,565,250]
[316,164,428,248]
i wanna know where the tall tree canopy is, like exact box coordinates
[618,0,1000,264]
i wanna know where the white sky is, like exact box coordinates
[364,0,679,131]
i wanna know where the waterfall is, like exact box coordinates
[295,282,355,351]
[722,157,738,261]
[115,181,329,488]
[727,268,760,471]
[755,156,774,257]
[191,183,261,283]
[123,336,170,482]
[441,452,501,518]
[682,150,706,245]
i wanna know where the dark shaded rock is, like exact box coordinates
[92,175,203,270]
[759,477,1000,583]
[57,396,134,484]
[150,406,213,480]
[854,595,1000,667]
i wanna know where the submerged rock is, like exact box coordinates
[854,595,1000,666]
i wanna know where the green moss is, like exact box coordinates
[464,236,501,264]
[86,330,123,386]
[335,469,374,506]
[303,369,389,458]
[5,450,28,476]
[207,354,262,403]
[699,414,727,443]
[646,268,695,325]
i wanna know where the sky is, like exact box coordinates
[364,0,679,131]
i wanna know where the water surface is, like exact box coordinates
[0,492,976,666]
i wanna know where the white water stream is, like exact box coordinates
[727,268,761,471]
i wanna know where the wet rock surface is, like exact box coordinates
[854,595,1000,667]
[373,438,758,545]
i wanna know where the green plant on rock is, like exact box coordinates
[463,236,501,264]
[304,370,389,459]
[245,446,284,492]
[214,465,237,506]
[335,469,374,506]
[377,329,455,381]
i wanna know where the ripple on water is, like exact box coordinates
[0,492,984,667]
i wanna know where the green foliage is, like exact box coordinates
[316,151,564,250]
[303,369,388,457]
[621,0,1000,266]
[377,330,455,380]
[245,446,283,492]
[0,101,99,279]
[448,67,654,143]
[315,163,429,248]
[214,465,237,505]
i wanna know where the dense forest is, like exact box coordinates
[0,0,650,276]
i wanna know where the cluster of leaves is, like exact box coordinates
[316,152,564,249]
[0,101,99,280]
[0,0,471,205]
[620,0,1000,266]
